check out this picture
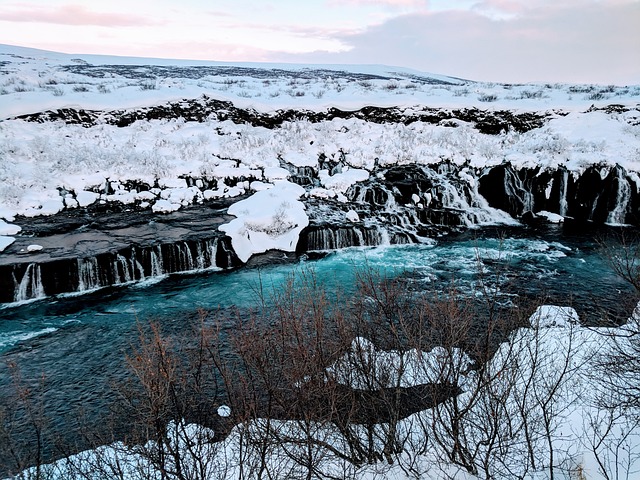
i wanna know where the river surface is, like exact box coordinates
[0,225,637,468]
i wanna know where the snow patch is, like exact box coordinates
[0,236,15,252]
[536,210,565,223]
[0,220,21,236]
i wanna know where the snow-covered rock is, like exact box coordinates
[346,210,360,222]
[219,181,309,262]
[530,305,580,328]
[319,168,370,192]
[152,199,181,213]
[217,405,231,417]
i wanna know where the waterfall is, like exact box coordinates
[178,242,195,271]
[130,248,145,281]
[116,254,132,283]
[503,167,533,213]
[14,264,45,302]
[303,225,402,251]
[77,257,99,291]
[606,167,632,225]
[150,246,164,277]
[558,169,569,217]
[438,173,516,226]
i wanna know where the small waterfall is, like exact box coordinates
[503,167,533,214]
[130,248,145,281]
[150,246,164,277]
[376,226,391,246]
[14,264,45,302]
[302,225,401,251]
[177,242,195,271]
[1,237,238,304]
[115,254,132,283]
[606,167,632,225]
[558,169,569,217]
[77,257,100,291]
[439,173,515,226]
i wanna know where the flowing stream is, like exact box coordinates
[0,225,636,469]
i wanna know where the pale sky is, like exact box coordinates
[0,0,638,84]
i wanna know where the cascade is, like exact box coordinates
[14,264,45,302]
[503,167,533,214]
[77,257,100,292]
[115,254,132,284]
[1,237,239,304]
[558,169,569,217]
[150,246,164,277]
[3,163,639,305]
[133,249,146,280]
[606,167,632,225]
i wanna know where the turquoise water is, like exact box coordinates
[0,226,635,462]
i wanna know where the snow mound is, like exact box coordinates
[219,181,309,262]
[530,305,580,328]
[217,405,231,417]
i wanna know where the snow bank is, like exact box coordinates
[219,181,309,262]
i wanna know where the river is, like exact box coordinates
[0,224,636,471]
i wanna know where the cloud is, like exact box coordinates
[274,1,640,84]
[0,4,162,27]
[330,0,427,6]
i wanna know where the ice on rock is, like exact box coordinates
[23,198,64,217]
[135,190,157,201]
[309,187,337,199]
[536,210,565,223]
[158,178,188,189]
[27,244,44,252]
[250,181,273,192]
[161,186,201,205]
[219,180,309,263]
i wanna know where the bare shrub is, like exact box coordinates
[478,93,498,102]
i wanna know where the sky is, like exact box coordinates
[0,0,638,84]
